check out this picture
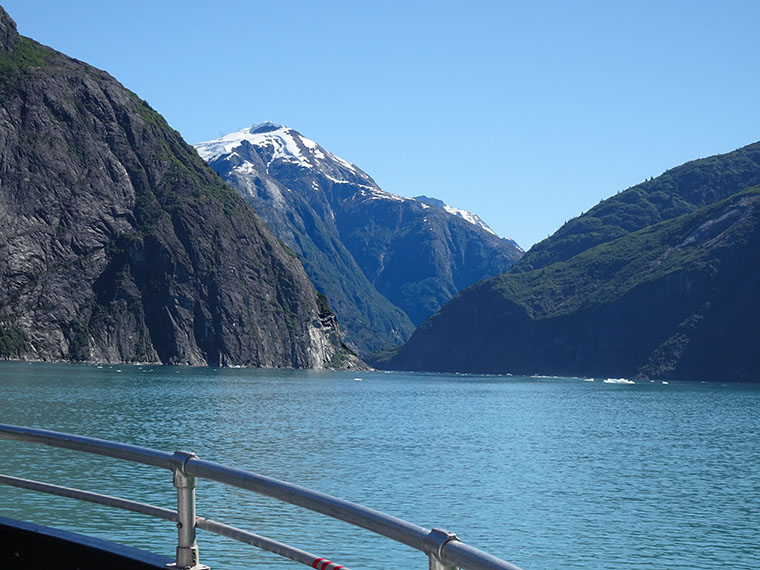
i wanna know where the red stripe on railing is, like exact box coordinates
[312,558,345,570]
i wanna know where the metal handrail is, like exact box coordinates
[0,474,352,570]
[0,423,525,570]
[0,423,174,469]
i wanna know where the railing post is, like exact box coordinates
[426,528,460,570]
[168,451,209,570]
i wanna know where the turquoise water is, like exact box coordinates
[0,362,757,570]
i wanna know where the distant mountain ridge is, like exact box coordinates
[373,141,760,382]
[0,8,360,368]
[195,123,523,355]
[517,141,760,271]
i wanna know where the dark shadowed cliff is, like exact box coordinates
[373,152,760,382]
[0,8,360,368]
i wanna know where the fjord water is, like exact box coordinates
[0,363,757,570]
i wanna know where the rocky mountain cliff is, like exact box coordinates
[373,145,760,382]
[0,8,360,368]
[195,123,523,355]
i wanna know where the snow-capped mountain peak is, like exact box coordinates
[194,126,519,250]
[195,122,361,176]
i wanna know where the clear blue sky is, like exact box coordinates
[4,1,759,248]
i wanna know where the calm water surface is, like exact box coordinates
[0,362,757,570]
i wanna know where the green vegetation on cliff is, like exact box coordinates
[0,315,26,358]
[0,36,50,78]
[373,140,760,382]
[374,183,760,382]
[518,141,760,271]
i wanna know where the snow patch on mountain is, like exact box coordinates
[414,195,499,237]
[366,188,409,202]
[443,205,497,235]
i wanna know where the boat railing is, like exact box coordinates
[0,423,524,570]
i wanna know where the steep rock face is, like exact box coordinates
[374,188,760,382]
[0,7,17,51]
[0,10,360,368]
[196,124,523,353]
[518,141,760,271]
